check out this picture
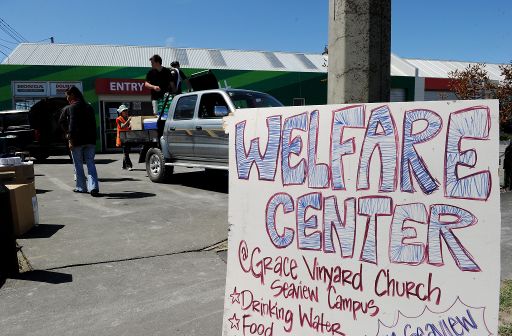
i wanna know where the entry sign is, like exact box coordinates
[223,100,500,335]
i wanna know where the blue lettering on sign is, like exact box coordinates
[235,115,281,181]
[358,196,393,264]
[297,193,322,250]
[330,105,365,190]
[282,113,308,186]
[357,105,398,192]
[401,109,442,194]
[445,107,491,200]
[308,110,329,189]
[385,309,478,336]
[427,205,480,272]
[266,193,295,248]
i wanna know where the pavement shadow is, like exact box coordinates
[36,189,52,194]
[20,224,65,239]
[12,270,72,285]
[36,158,72,164]
[98,177,141,183]
[39,158,117,165]
[100,191,156,199]
[168,170,228,194]
[95,159,118,165]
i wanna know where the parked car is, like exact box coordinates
[27,97,69,161]
[0,98,69,161]
[0,110,34,155]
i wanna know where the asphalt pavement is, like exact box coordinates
[0,154,229,336]
[0,153,511,336]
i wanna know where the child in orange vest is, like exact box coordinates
[116,105,133,170]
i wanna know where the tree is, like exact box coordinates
[449,63,512,126]
[496,64,512,125]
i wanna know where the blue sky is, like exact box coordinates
[0,0,510,63]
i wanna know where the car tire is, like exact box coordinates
[146,148,173,183]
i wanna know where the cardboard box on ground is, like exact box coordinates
[0,163,38,237]
[6,183,37,237]
[0,164,35,184]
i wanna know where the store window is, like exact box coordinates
[14,98,42,110]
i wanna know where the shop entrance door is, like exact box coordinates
[100,100,153,152]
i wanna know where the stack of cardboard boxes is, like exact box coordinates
[0,162,38,237]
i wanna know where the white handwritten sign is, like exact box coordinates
[223,100,500,336]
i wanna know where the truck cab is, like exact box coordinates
[146,89,283,182]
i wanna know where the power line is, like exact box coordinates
[0,18,27,42]
[0,24,23,43]
[0,21,23,44]
[0,43,13,50]
[0,44,12,54]
[0,23,22,43]
[0,21,21,42]
[0,38,17,45]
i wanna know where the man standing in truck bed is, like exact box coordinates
[144,54,173,116]
[170,61,190,94]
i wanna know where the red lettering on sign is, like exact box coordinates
[95,78,150,95]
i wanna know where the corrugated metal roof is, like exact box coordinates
[1,43,508,80]
[295,53,318,70]
[1,43,328,73]
[174,49,190,66]
[208,49,227,67]
[263,52,285,68]
[404,58,505,81]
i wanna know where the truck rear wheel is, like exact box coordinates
[146,148,173,183]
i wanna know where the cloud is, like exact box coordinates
[165,36,175,47]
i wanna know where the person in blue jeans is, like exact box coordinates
[60,86,99,196]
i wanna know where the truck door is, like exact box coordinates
[193,92,230,162]
[166,94,198,160]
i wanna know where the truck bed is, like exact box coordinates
[120,130,159,144]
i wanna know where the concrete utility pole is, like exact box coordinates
[327,0,391,104]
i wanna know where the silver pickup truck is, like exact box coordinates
[145,89,283,182]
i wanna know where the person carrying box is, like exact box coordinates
[116,105,133,171]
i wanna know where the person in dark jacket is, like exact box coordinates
[59,86,99,196]
[504,140,512,191]
[170,61,190,94]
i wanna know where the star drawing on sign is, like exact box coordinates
[228,313,240,330]
[230,287,241,304]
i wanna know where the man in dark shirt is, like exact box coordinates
[144,54,174,115]
[59,86,99,196]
